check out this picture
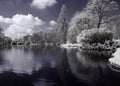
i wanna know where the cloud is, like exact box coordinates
[12,14,44,27]
[0,14,58,40]
[31,0,57,10]
[49,20,57,26]
[44,20,57,31]
[0,16,12,29]
[0,14,44,40]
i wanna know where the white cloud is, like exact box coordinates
[49,20,57,26]
[12,14,44,27]
[0,14,58,40]
[44,20,57,31]
[0,16,12,29]
[31,0,57,10]
[0,14,44,40]
[4,24,34,40]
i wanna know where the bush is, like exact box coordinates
[77,28,113,44]
[76,28,116,50]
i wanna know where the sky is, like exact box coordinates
[0,0,119,40]
[0,0,88,21]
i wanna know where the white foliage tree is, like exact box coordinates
[67,0,119,43]
[86,0,119,28]
[109,15,120,39]
[67,10,95,43]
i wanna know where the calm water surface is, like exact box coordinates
[0,46,119,86]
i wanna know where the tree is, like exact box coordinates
[0,26,4,38]
[111,15,120,39]
[76,27,115,50]
[67,0,119,43]
[45,32,58,44]
[67,11,95,43]
[56,4,68,44]
[30,32,45,44]
[76,28,113,44]
[23,35,31,42]
[86,0,119,29]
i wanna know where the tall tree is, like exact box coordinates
[67,0,119,43]
[86,0,119,29]
[57,4,68,44]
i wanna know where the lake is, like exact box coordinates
[0,46,120,86]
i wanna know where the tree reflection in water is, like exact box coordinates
[0,46,120,86]
[66,48,120,86]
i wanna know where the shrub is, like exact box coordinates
[76,28,115,50]
[77,28,113,44]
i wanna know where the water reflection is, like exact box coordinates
[0,46,57,75]
[67,48,120,86]
[0,46,65,86]
[34,79,55,86]
[0,46,120,86]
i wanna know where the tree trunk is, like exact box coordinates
[97,18,101,29]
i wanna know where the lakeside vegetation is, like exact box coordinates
[0,0,120,51]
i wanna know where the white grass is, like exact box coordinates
[60,43,82,49]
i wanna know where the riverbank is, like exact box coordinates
[60,43,82,49]
[61,39,120,51]
[61,43,117,51]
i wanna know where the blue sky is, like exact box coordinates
[0,0,88,21]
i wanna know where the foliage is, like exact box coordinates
[86,0,119,28]
[67,11,95,43]
[77,28,113,45]
[30,32,45,44]
[56,4,68,44]
[67,0,119,43]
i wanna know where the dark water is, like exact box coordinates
[0,46,119,86]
